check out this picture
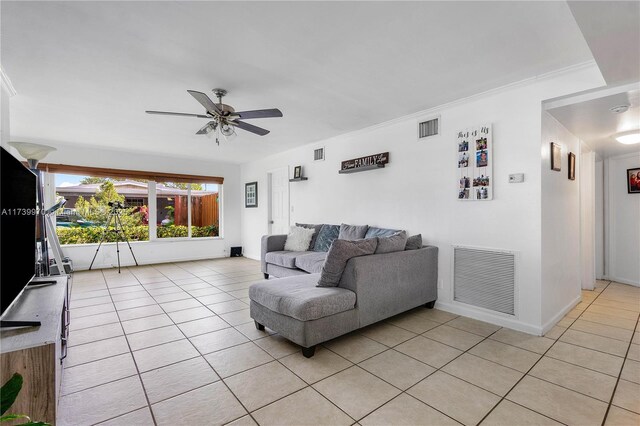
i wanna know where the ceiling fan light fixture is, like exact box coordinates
[614,130,640,145]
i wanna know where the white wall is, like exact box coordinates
[604,153,640,286]
[1,76,12,149]
[42,143,242,270]
[595,160,604,278]
[241,64,604,334]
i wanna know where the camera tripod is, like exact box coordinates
[89,204,139,273]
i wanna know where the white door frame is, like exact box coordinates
[580,147,596,290]
[267,167,290,235]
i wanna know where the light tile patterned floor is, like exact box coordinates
[60,260,640,426]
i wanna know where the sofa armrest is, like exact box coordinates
[261,234,288,273]
[339,246,438,327]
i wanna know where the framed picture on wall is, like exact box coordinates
[550,142,561,171]
[568,152,576,180]
[245,182,258,207]
[293,166,302,179]
[628,168,640,194]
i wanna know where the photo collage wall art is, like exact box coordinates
[457,123,492,201]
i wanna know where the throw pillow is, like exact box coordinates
[376,230,408,254]
[405,234,423,250]
[365,227,401,238]
[338,223,369,241]
[284,226,315,252]
[313,224,340,252]
[317,238,378,287]
[296,223,323,250]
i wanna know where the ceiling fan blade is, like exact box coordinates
[146,110,210,118]
[232,108,283,120]
[196,121,217,135]
[231,120,270,136]
[187,90,222,115]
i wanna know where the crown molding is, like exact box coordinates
[0,65,17,97]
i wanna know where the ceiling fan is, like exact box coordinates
[146,88,282,144]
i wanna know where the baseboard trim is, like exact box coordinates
[73,253,229,271]
[540,294,582,336]
[603,275,639,287]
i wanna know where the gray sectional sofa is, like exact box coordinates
[251,225,438,357]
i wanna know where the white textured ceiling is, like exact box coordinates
[2,1,594,164]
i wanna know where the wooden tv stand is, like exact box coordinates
[0,275,70,424]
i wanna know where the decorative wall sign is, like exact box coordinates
[341,152,389,171]
[628,167,640,194]
[245,182,258,208]
[456,124,492,200]
[550,143,561,171]
[568,152,576,180]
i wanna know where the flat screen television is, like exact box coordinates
[0,146,37,317]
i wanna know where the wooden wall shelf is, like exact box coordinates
[289,177,308,182]
[338,164,385,174]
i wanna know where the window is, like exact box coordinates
[157,182,219,239]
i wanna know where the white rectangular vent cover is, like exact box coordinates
[418,118,439,139]
[453,246,515,315]
[314,147,325,161]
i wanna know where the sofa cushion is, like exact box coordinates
[313,224,340,252]
[338,223,369,241]
[249,274,356,321]
[365,227,400,238]
[296,223,324,250]
[295,252,327,274]
[265,251,313,269]
[318,238,378,287]
[284,226,316,252]
[376,231,408,254]
[405,234,423,250]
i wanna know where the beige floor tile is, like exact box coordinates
[145,285,182,296]
[196,292,235,304]
[152,381,246,426]
[506,376,607,426]
[110,290,149,301]
[167,306,215,323]
[280,346,352,384]
[613,379,640,414]
[225,415,258,426]
[570,319,634,342]
[446,316,501,337]
[481,400,562,426]
[621,359,640,384]
[68,322,124,347]
[424,324,485,351]
[395,335,462,368]
[443,353,523,396]
[560,329,629,357]
[420,308,459,323]
[190,327,249,354]
[133,339,199,372]
[141,356,219,403]
[177,315,230,338]
[204,341,273,378]
[114,296,157,311]
[543,325,567,340]
[219,308,253,326]
[65,336,130,367]
[254,334,300,358]
[70,303,115,319]
[71,296,113,309]
[593,298,640,313]
[359,349,435,390]
[253,387,353,426]
[628,343,640,362]
[71,289,110,300]
[605,406,640,425]
[69,311,120,331]
[57,376,147,426]
[121,313,173,334]
[468,339,540,373]
[234,321,275,340]
[324,334,387,363]
[313,366,401,420]
[557,316,575,328]
[61,353,137,395]
[96,407,154,425]
[117,304,165,321]
[359,322,417,347]
[224,361,306,411]
[188,286,225,298]
[634,331,640,344]
[586,304,640,320]
[408,371,500,426]
[546,341,624,377]
[127,325,185,351]
[386,310,441,333]
[489,328,554,354]
[580,312,637,330]
[160,298,201,312]
[529,356,617,402]
[153,291,193,303]
[208,299,248,314]
[361,393,459,426]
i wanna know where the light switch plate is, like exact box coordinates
[509,173,525,183]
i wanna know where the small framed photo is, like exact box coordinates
[245,182,258,208]
[628,168,640,194]
[568,152,576,180]
[550,142,561,171]
[293,166,302,179]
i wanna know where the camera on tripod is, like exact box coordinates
[108,201,125,209]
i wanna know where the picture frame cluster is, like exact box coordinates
[457,123,492,200]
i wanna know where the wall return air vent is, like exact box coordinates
[453,246,516,316]
[418,117,439,139]
[314,147,325,161]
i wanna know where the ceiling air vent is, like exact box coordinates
[314,147,325,161]
[418,117,439,139]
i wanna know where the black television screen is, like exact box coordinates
[0,146,37,317]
